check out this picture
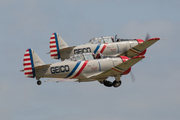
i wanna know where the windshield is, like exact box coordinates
[88,36,112,44]
[68,53,94,61]
[89,38,104,44]
[75,54,84,61]
[69,55,77,61]
[83,53,94,60]
[103,37,113,43]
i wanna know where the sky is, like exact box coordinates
[1,0,180,120]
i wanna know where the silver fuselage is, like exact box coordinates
[35,57,124,82]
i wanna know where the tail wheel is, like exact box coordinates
[112,80,121,88]
[37,80,42,85]
[103,80,113,87]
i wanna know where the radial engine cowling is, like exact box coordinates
[119,56,131,75]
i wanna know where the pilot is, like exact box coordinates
[97,53,101,59]
[92,53,96,59]
[116,38,121,42]
[111,37,114,42]
[115,35,120,42]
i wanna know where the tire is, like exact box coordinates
[37,80,42,85]
[103,80,113,87]
[112,81,121,88]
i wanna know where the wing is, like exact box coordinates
[120,38,160,57]
[90,55,145,80]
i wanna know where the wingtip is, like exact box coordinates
[147,37,160,41]
[132,55,145,59]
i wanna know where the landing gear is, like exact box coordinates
[37,80,42,85]
[36,77,42,85]
[112,80,121,88]
[102,75,122,88]
[103,80,113,87]
[112,74,121,88]
[102,80,122,88]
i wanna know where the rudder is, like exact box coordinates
[49,32,68,59]
[23,48,44,78]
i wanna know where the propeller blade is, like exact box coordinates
[130,71,136,83]
[145,33,151,41]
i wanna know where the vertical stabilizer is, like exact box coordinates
[49,32,68,59]
[23,48,44,78]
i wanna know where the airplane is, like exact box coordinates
[21,48,146,87]
[49,33,160,61]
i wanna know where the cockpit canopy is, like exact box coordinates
[88,35,138,44]
[68,53,94,61]
[88,36,113,44]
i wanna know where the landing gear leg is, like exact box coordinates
[112,74,122,88]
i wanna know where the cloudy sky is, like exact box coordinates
[1,0,180,120]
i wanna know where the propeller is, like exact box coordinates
[128,33,151,82]
[145,33,151,41]
[130,71,136,83]
[139,33,150,63]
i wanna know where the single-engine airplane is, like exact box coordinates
[49,33,160,61]
[21,48,145,87]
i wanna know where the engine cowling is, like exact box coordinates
[119,56,131,75]
[136,39,144,44]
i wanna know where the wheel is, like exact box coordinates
[112,80,121,88]
[37,80,42,85]
[103,80,113,87]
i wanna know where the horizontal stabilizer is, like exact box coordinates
[59,46,76,51]
[34,64,51,70]
[59,46,76,60]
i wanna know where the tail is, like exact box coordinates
[49,32,69,59]
[23,48,44,78]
